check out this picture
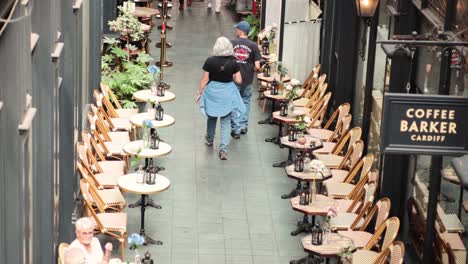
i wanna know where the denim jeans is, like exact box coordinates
[231,84,252,134]
[207,113,231,152]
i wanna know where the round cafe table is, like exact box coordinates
[133,89,176,103]
[290,233,354,264]
[290,194,337,236]
[123,140,171,209]
[118,173,170,246]
[130,112,175,128]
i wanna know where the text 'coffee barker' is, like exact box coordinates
[400,108,457,142]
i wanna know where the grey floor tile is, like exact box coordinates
[226,255,254,264]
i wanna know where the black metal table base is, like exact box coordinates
[134,194,163,247]
[291,215,311,236]
[281,180,302,199]
[142,234,163,246]
[290,255,325,264]
[258,117,275,125]
[273,160,292,168]
[156,61,173,68]
[128,197,162,209]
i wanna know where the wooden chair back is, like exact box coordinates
[357,198,391,232]
[78,141,104,173]
[374,247,391,264]
[308,92,332,128]
[344,154,374,184]
[303,77,320,100]
[323,103,351,130]
[337,139,364,170]
[80,179,108,213]
[88,112,111,142]
[390,241,405,264]
[94,90,118,124]
[82,190,106,231]
[348,183,376,220]
[364,217,400,251]
[76,161,103,190]
[331,127,362,155]
[101,82,123,110]
[328,114,352,142]
[58,243,69,264]
[82,130,106,162]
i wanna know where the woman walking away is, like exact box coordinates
[197,37,245,160]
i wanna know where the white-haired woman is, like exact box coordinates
[197,36,245,160]
[69,217,113,264]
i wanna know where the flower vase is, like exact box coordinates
[136,165,145,184]
[322,220,331,244]
[269,43,276,55]
[288,101,295,116]
[341,256,352,264]
[142,127,150,148]
[310,182,317,203]
[134,249,142,264]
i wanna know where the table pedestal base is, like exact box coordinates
[128,197,162,209]
[136,194,163,246]
[291,214,311,236]
[258,117,275,125]
[273,147,293,167]
[142,234,163,246]
[290,254,325,264]
[281,180,302,199]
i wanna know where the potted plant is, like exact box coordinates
[108,5,145,61]
[285,78,301,113]
[243,14,260,41]
[101,37,154,109]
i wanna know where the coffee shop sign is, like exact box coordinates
[381,93,468,155]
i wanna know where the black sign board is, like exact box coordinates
[380,93,468,155]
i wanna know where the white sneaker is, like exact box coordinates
[207,2,212,8]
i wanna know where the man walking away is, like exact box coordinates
[231,21,261,139]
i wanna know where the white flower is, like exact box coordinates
[264,26,272,33]
[285,84,293,91]
[290,79,300,86]
[271,23,278,29]
[269,54,277,62]
[304,116,312,123]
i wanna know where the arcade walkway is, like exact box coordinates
[120,1,306,263]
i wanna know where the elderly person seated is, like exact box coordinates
[63,247,85,264]
[69,217,113,264]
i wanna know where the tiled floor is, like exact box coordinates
[116,1,308,263]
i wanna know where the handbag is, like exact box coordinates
[451,155,468,190]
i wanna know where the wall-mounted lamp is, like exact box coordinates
[356,0,379,17]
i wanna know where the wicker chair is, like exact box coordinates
[76,160,120,189]
[352,247,391,264]
[329,183,376,230]
[87,114,128,158]
[315,139,364,170]
[77,141,127,177]
[324,156,374,199]
[389,241,405,264]
[313,126,361,155]
[82,191,127,260]
[80,179,126,212]
[58,242,69,264]
[338,198,391,248]
[100,83,139,118]
[89,106,131,144]
[324,153,373,185]
[93,90,134,132]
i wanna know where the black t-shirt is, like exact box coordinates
[202,56,240,83]
[231,37,262,86]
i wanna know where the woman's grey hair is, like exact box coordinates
[75,217,95,231]
[212,36,234,56]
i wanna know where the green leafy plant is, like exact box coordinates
[243,15,260,41]
[276,61,288,80]
[108,5,145,61]
[295,115,308,132]
[101,37,153,109]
